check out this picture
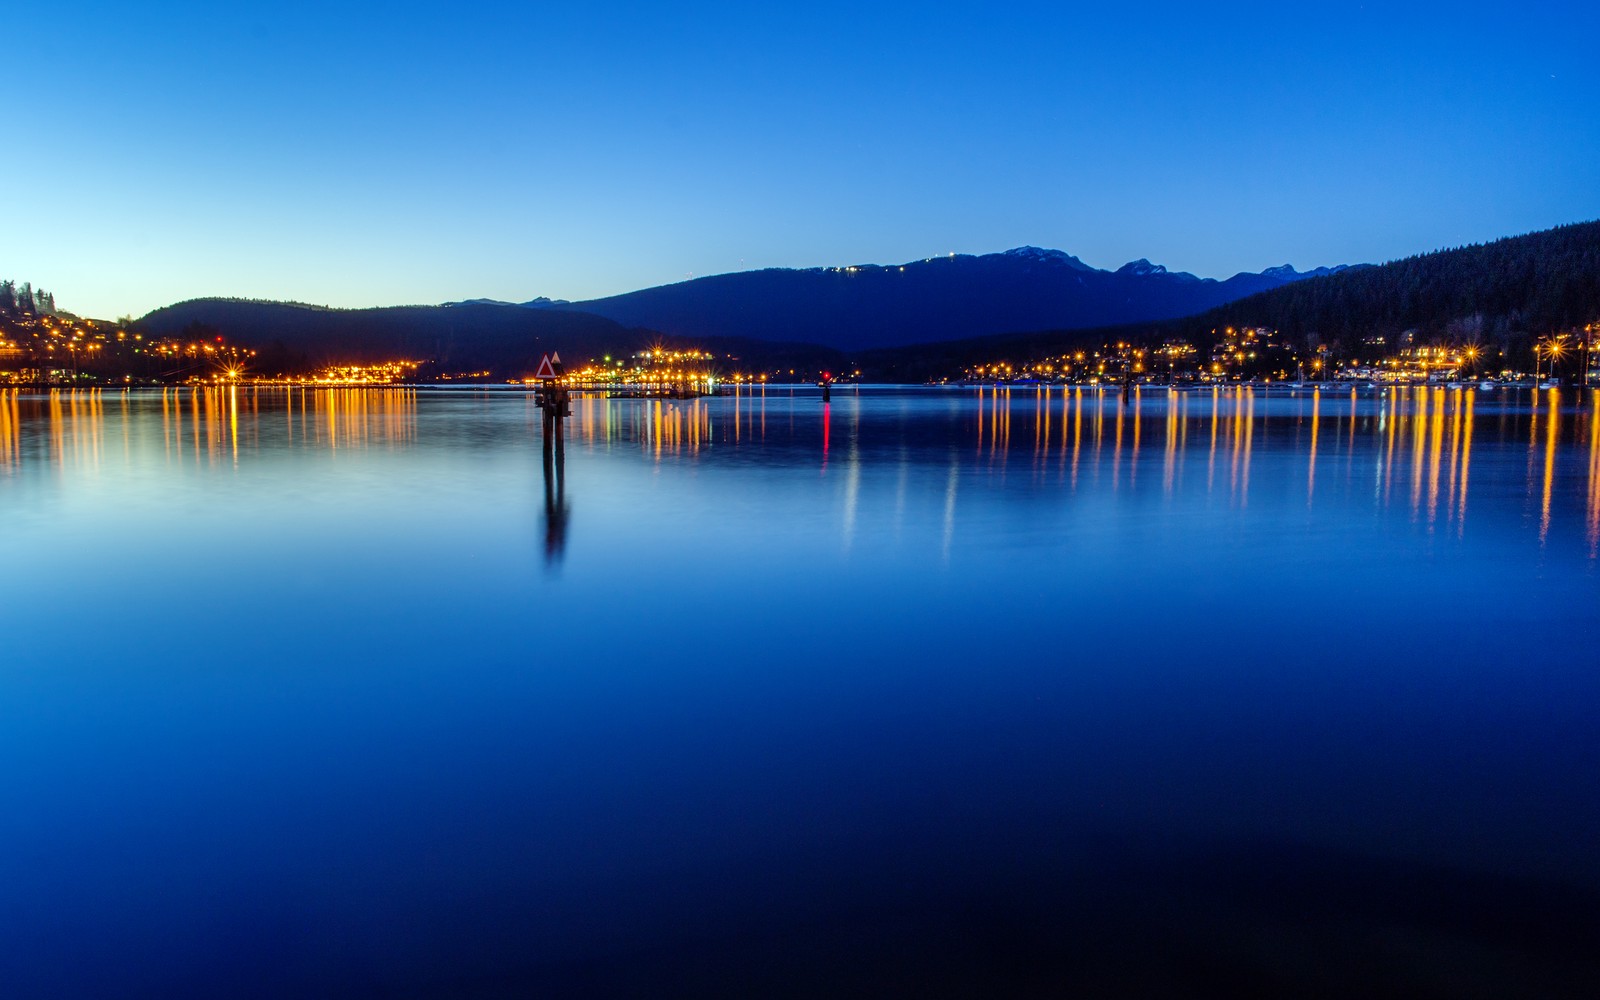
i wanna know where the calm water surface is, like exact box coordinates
[2,385,1597,997]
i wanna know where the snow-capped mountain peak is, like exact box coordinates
[1002,246,1095,271]
[1116,258,1168,277]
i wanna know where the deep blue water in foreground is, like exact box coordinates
[2,384,1598,998]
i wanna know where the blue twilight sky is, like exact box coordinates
[4,1,1598,320]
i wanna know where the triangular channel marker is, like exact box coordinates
[551,352,561,365]
[533,354,558,380]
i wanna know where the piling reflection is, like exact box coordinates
[541,437,569,566]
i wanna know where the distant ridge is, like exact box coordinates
[1198,221,1600,345]
[132,299,642,375]
[549,248,1353,350]
[854,221,1600,380]
[128,222,1599,381]
[442,296,570,309]
[132,298,841,377]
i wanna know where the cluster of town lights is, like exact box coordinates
[961,325,1598,386]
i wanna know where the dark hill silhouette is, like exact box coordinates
[856,221,1600,379]
[132,298,845,377]
[1199,220,1600,346]
[554,248,1350,350]
[133,300,651,376]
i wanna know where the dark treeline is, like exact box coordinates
[135,299,673,377]
[857,221,1600,379]
[0,279,57,317]
[1199,220,1600,353]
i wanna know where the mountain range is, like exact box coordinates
[543,250,1351,350]
[855,221,1600,381]
[138,247,1348,372]
[131,222,1600,379]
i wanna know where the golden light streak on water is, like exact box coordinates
[1070,389,1083,489]
[1426,388,1446,527]
[199,388,215,462]
[989,388,998,459]
[1587,398,1600,559]
[1381,390,1397,507]
[65,391,92,470]
[1539,389,1560,545]
[1455,390,1475,538]
[1229,389,1245,501]
[319,389,338,450]
[66,391,88,470]
[230,386,239,465]
[1409,388,1429,519]
[1000,387,1011,458]
[1306,388,1320,507]
[1164,389,1179,497]
[1240,389,1254,507]
[190,389,202,461]
[1129,390,1142,489]
[48,390,64,466]
[272,387,419,453]
[1445,390,1463,527]
[0,390,17,473]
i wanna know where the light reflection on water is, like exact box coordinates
[1,384,1598,997]
[4,382,1600,584]
[3,383,1599,584]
